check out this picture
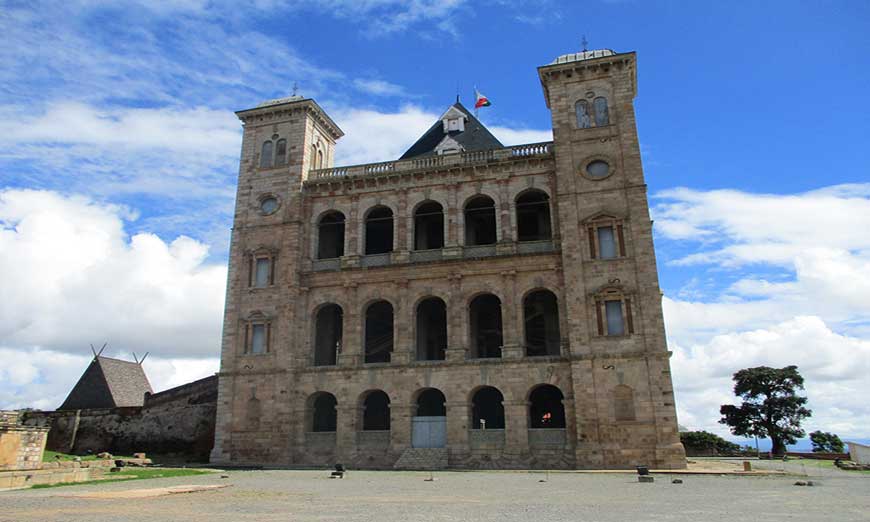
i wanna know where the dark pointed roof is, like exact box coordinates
[399,102,504,160]
[59,356,153,410]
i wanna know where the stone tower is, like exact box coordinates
[210,49,686,469]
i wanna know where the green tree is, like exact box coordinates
[809,430,845,453]
[680,430,740,456]
[719,365,812,456]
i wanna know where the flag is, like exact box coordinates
[474,89,491,109]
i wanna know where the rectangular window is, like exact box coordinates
[598,226,617,259]
[251,324,266,354]
[254,258,271,287]
[605,301,624,336]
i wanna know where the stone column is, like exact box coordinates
[496,178,516,256]
[392,279,410,365]
[336,405,358,460]
[445,401,469,451]
[503,400,529,452]
[446,274,466,362]
[342,195,360,268]
[339,282,360,367]
[443,182,462,259]
[500,270,523,359]
[390,404,414,451]
[392,188,410,264]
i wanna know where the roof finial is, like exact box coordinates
[581,35,588,52]
[292,81,299,96]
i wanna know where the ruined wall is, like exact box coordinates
[0,410,48,471]
[22,376,217,462]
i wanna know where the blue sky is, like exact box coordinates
[1,1,869,447]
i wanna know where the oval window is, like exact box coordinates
[260,197,279,215]
[586,160,610,178]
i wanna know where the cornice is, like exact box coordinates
[235,98,344,139]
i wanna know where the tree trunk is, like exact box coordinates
[771,437,786,456]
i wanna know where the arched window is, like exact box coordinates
[515,190,552,242]
[364,300,393,363]
[416,297,447,361]
[317,150,324,169]
[361,390,391,431]
[613,385,636,421]
[260,141,273,168]
[274,139,287,166]
[313,304,342,366]
[365,206,393,255]
[464,196,497,246]
[594,97,609,126]
[310,145,317,169]
[523,290,561,357]
[317,211,345,259]
[471,386,505,430]
[575,100,591,129]
[469,294,503,358]
[310,392,337,432]
[415,388,446,416]
[414,201,444,250]
[529,385,566,429]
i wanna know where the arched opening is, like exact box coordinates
[310,392,337,432]
[515,190,552,242]
[365,206,394,255]
[464,196,497,246]
[412,388,447,448]
[362,390,391,431]
[317,211,345,259]
[313,304,342,366]
[529,385,566,429]
[469,294,503,358]
[471,386,505,430]
[364,300,393,363]
[613,385,636,421]
[523,290,561,357]
[416,297,447,361]
[275,139,287,166]
[594,96,609,126]
[414,201,444,250]
[317,149,324,169]
[416,388,446,416]
[575,100,591,129]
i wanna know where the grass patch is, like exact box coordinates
[42,450,136,462]
[29,468,212,489]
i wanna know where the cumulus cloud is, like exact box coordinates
[353,79,409,97]
[656,184,870,439]
[0,189,227,361]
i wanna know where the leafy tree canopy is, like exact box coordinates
[719,365,812,456]
[809,430,845,453]
[680,430,740,455]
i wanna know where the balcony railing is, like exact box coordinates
[308,142,554,181]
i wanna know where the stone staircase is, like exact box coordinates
[393,448,448,470]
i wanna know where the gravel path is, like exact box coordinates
[2,467,868,522]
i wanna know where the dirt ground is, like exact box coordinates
[2,462,868,522]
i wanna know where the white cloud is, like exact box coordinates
[656,184,870,441]
[0,189,227,360]
[331,105,437,164]
[490,126,553,146]
[353,79,408,97]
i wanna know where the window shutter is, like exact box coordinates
[595,301,604,335]
[624,298,634,334]
[587,226,597,258]
[243,324,249,354]
[265,323,271,353]
[247,256,253,287]
[269,256,275,285]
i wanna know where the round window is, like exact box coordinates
[586,160,610,178]
[260,197,279,215]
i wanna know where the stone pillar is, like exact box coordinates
[393,279,410,365]
[336,405,359,460]
[390,404,414,451]
[445,401,469,451]
[446,274,466,362]
[343,195,361,268]
[500,270,522,359]
[392,189,410,264]
[444,182,462,259]
[503,400,529,451]
[496,178,516,256]
[339,282,360,367]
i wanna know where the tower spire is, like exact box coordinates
[581,35,589,52]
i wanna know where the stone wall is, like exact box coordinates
[22,375,216,461]
[0,410,49,471]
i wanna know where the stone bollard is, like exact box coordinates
[743,461,752,472]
